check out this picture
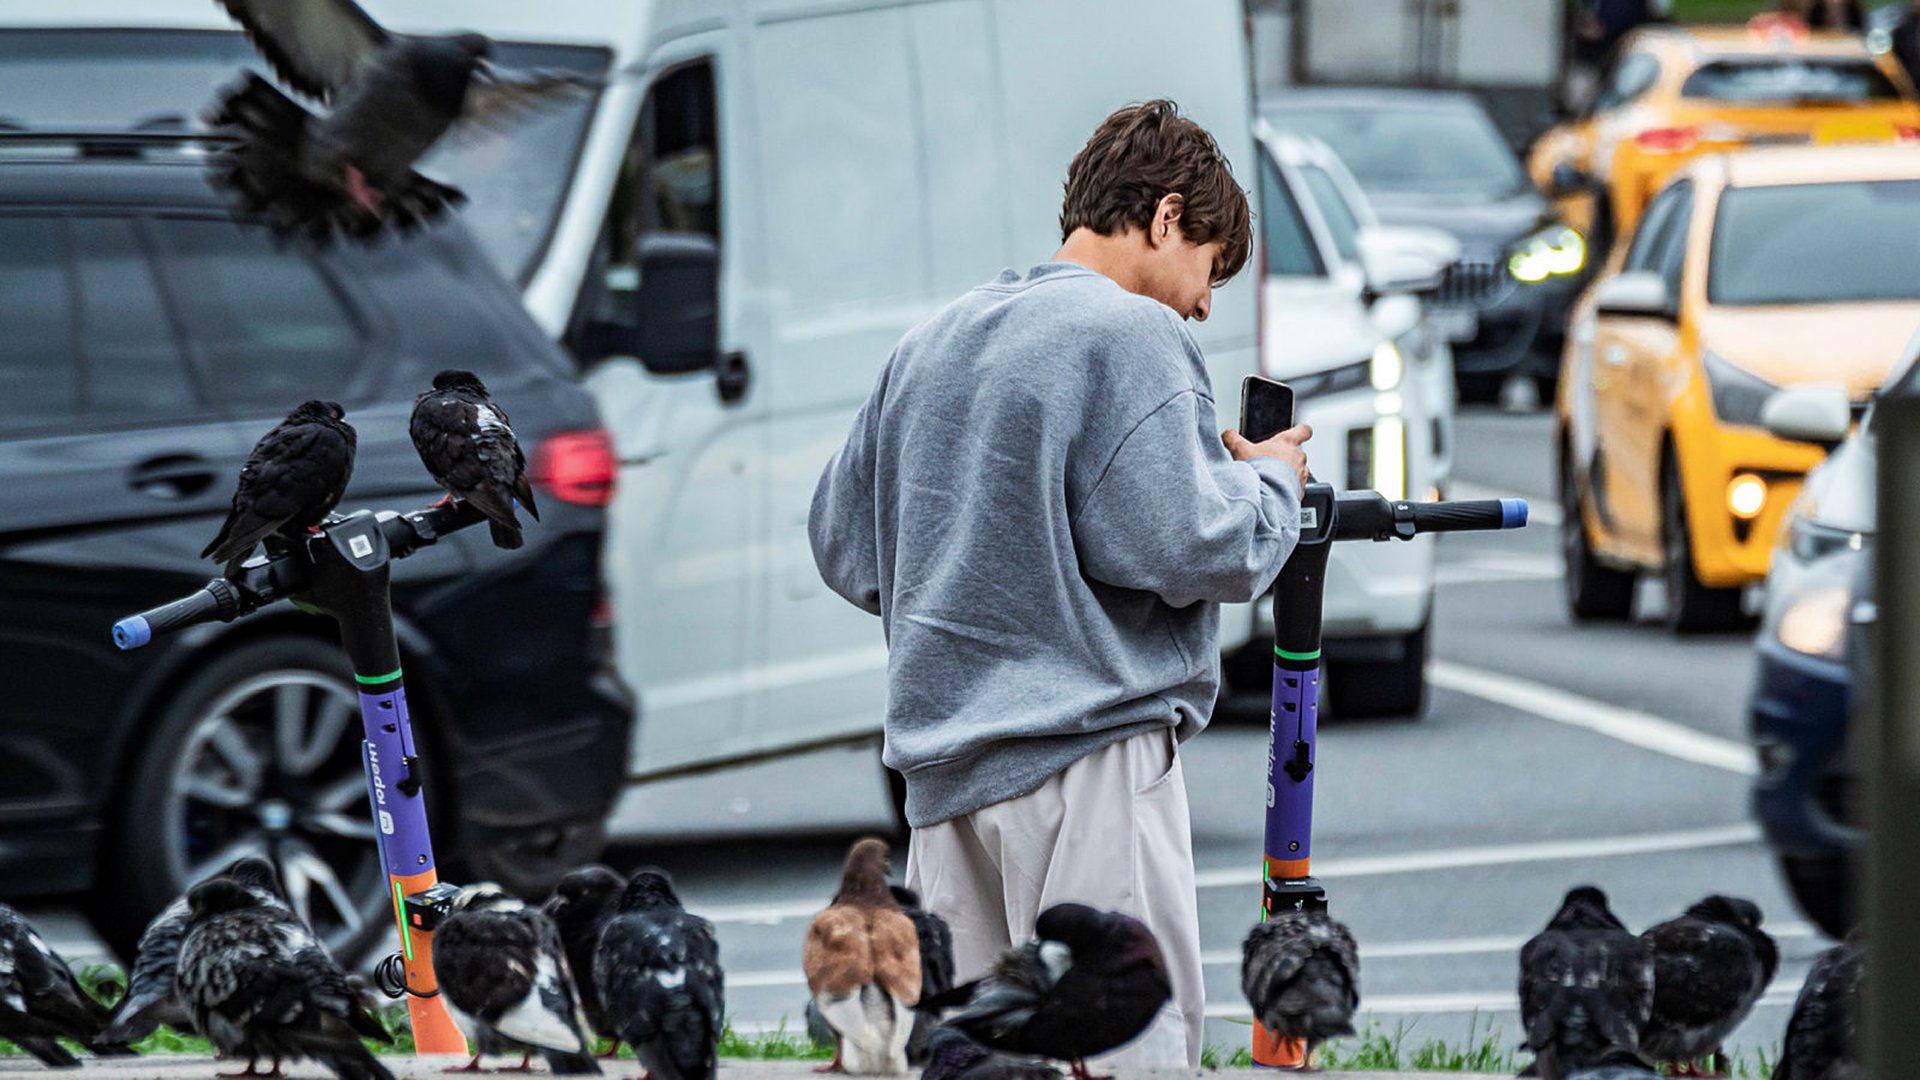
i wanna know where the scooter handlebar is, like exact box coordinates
[1330,492,1528,542]
[114,577,245,650]
[1409,497,1528,533]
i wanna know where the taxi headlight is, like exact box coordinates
[1508,225,1587,284]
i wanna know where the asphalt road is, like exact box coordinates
[18,407,1819,1069]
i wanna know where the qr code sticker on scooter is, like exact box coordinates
[1299,506,1318,531]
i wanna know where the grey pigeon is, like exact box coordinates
[0,902,128,1067]
[1241,910,1360,1064]
[410,370,539,550]
[175,876,393,1080]
[1517,886,1655,1080]
[1640,895,1778,1076]
[1566,1058,1662,1080]
[433,884,598,1075]
[544,864,627,1053]
[919,1026,1059,1080]
[594,869,724,1080]
[1774,933,1862,1080]
[203,400,356,575]
[207,0,594,243]
[99,855,289,1046]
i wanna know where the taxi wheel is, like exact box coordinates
[1561,452,1633,621]
[1662,456,1750,633]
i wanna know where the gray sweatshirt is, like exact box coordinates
[809,262,1301,827]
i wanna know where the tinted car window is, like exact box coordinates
[1300,165,1361,264]
[72,218,198,420]
[1596,51,1662,111]
[1259,154,1325,277]
[151,217,362,408]
[0,217,78,433]
[1710,180,1920,304]
[1682,60,1900,103]
[1626,182,1689,272]
[1269,104,1526,199]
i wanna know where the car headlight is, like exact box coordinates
[1776,584,1851,660]
[1788,518,1866,561]
[1702,349,1779,428]
[1508,225,1586,283]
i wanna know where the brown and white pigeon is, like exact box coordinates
[803,838,921,1075]
[1640,895,1778,1077]
[202,400,356,575]
[409,370,538,550]
[808,884,953,1065]
[1517,886,1655,1080]
[1241,909,1360,1065]
[0,902,127,1067]
[593,868,724,1080]
[206,0,595,243]
[922,903,1172,1080]
[544,864,628,1055]
[432,884,598,1075]
[1773,932,1862,1080]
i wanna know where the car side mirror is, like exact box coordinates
[1593,271,1673,319]
[588,232,721,375]
[1357,225,1459,299]
[1548,162,1592,199]
[1762,384,1852,448]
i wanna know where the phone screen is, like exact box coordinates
[1239,376,1295,444]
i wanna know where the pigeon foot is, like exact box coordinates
[501,1053,536,1074]
[343,164,386,214]
[1069,1061,1113,1080]
[444,1055,486,1073]
[429,493,458,509]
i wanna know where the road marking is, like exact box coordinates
[1428,660,1759,776]
[1452,481,1564,526]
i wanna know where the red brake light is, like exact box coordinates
[1634,126,1699,154]
[1897,125,1920,143]
[530,429,616,508]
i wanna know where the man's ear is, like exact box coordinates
[1148,193,1185,248]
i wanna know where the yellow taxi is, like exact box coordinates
[1530,19,1920,254]
[1556,144,1920,631]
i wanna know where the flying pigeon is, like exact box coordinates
[99,855,290,1047]
[0,902,128,1067]
[202,400,356,575]
[409,370,539,550]
[804,838,922,1075]
[807,884,953,1065]
[923,903,1172,1080]
[432,884,599,1075]
[544,864,628,1055]
[175,875,393,1080]
[1241,909,1360,1065]
[1774,933,1862,1080]
[593,868,725,1080]
[206,0,596,243]
[918,1027,1060,1080]
[1517,886,1655,1080]
[1639,895,1778,1077]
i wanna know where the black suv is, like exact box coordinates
[0,134,631,962]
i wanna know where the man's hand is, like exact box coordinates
[1223,424,1312,489]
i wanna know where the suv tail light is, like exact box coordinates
[1635,126,1699,154]
[530,429,616,507]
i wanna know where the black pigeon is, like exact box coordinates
[99,855,290,1047]
[1774,933,1862,1080]
[433,884,598,1075]
[544,864,627,1053]
[806,884,954,1064]
[175,876,393,1080]
[919,1026,1060,1080]
[922,902,1172,1080]
[207,0,594,243]
[203,400,356,575]
[594,869,725,1080]
[1565,1056,1663,1080]
[1241,910,1361,1064]
[1517,886,1655,1080]
[1640,895,1778,1076]
[0,902,126,1067]
[409,370,539,550]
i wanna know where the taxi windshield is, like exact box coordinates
[1710,179,1920,304]
[1681,59,1901,104]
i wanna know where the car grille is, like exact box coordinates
[1434,255,1515,309]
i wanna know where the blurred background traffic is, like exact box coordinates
[1,0,1912,1067]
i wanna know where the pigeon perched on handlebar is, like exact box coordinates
[1639,895,1777,1077]
[594,868,724,1080]
[920,902,1171,1080]
[544,864,628,1054]
[98,855,290,1047]
[1517,886,1654,1080]
[0,902,130,1067]
[804,838,922,1075]
[1241,909,1360,1066]
[1774,932,1862,1080]
[410,370,539,550]
[175,875,393,1080]
[207,0,596,244]
[202,400,356,575]
[433,884,600,1075]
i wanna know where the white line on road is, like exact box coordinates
[1428,660,1759,776]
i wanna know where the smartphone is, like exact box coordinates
[1239,375,1296,443]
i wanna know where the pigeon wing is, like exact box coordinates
[458,68,599,133]
[100,898,194,1042]
[907,907,955,1000]
[871,909,921,1006]
[216,0,390,103]
[1646,920,1762,1032]
[803,907,875,998]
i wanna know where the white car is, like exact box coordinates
[1240,122,1459,717]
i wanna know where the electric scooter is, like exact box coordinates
[111,504,489,1055]
[1251,485,1527,1068]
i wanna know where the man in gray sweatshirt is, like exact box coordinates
[808,101,1309,1068]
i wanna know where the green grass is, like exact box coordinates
[1668,0,1791,23]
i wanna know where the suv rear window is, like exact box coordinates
[1681,59,1900,103]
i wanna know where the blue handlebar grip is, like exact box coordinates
[1500,498,1529,529]
[114,616,153,651]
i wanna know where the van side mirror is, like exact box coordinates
[1593,271,1673,319]
[597,232,719,375]
[1762,384,1852,449]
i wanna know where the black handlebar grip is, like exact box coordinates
[113,578,242,650]
[1408,498,1528,534]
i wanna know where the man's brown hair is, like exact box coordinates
[1059,99,1252,285]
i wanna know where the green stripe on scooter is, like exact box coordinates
[1274,647,1321,662]
[355,667,404,687]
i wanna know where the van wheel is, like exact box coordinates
[1661,455,1750,633]
[1562,451,1634,621]
[1327,621,1428,720]
[1777,854,1853,940]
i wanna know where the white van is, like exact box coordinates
[16,0,1266,827]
